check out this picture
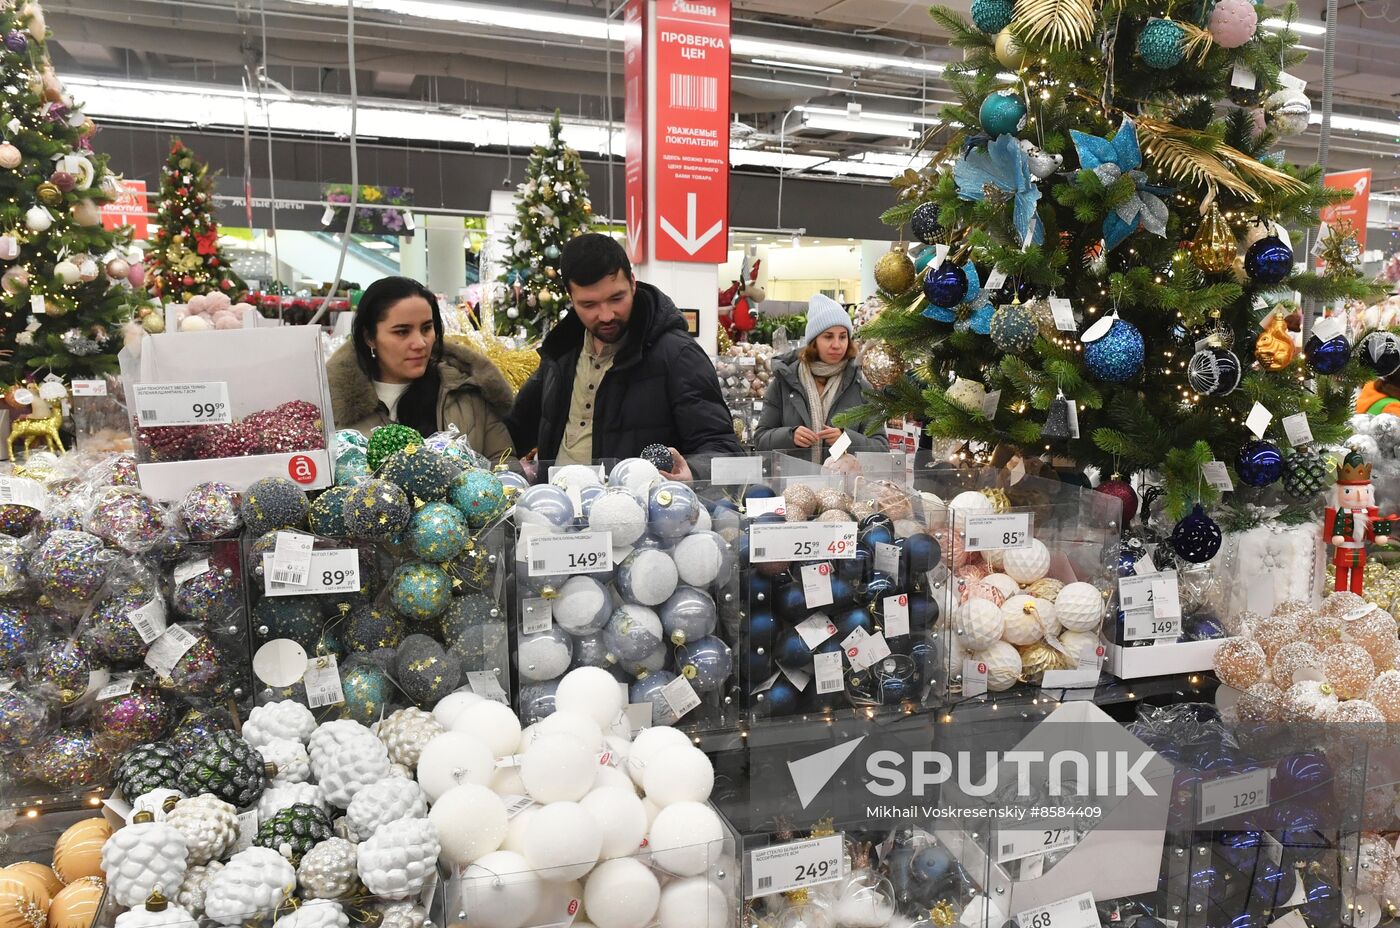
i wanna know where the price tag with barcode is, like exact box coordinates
[661,675,701,719]
[145,625,198,676]
[964,512,1032,551]
[1049,296,1077,331]
[304,655,345,709]
[1199,767,1270,823]
[874,542,901,577]
[963,659,989,698]
[0,476,45,512]
[132,381,232,427]
[500,795,536,819]
[70,380,107,397]
[467,671,510,704]
[270,531,314,587]
[984,268,1008,291]
[263,550,361,597]
[1282,413,1314,447]
[1122,608,1180,642]
[234,810,258,852]
[750,522,856,563]
[883,594,910,638]
[128,598,167,644]
[801,563,834,608]
[843,628,892,672]
[521,597,552,636]
[813,650,844,694]
[711,456,763,486]
[1118,573,1158,611]
[746,496,786,518]
[1016,891,1098,928]
[1202,460,1234,492]
[1230,63,1257,88]
[528,532,613,576]
[981,389,1002,419]
[173,558,210,587]
[747,834,845,898]
[795,613,838,649]
[997,826,1075,864]
[97,676,136,701]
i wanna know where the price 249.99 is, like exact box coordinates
[794,859,837,882]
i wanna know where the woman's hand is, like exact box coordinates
[793,426,819,447]
[816,426,843,444]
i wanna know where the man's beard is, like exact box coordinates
[591,321,626,343]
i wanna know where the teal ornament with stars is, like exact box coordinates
[388,562,453,622]
[407,502,469,563]
[337,661,394,725]
[449,468,508,529]
[379,444,460,503]
[308,486,354,537]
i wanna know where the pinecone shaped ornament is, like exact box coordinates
[374,708,444,768]
[274,899,349,928]
[309,721,391,808]
[259,783,329,822]
[255,803,333,866]
[1283,450,1332,500]
[243,701,318,749]
[101,812,190,907]
[259,738,311,784]
[202,847,296,924]
[176,862,223,917]
[345,778,428,842]
[298,838,359,900]
[116,743,185,800]
[355,818,441,899]
[374,902,429,928]
[165,794,239,865]
[179,732,273,808]
[112,889,198,928]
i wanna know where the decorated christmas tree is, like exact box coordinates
[0,2,149,382]
[495,112,594,341]
[147,138,247,303]
[850,0,1386,524]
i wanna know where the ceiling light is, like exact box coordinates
[363,241,394,250]
[1262,17,1328,35]
[797,104,946,126]
[802,114,919,138]
[1312,112,1400,138]
[750,58,842,75]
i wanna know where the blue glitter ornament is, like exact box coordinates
[407,502,469,563]
[379,444,460,503]
[0,605,44,670]
[979,91,1026,136]
[970,0,1014,32]
[388,562,452,621]
[337,661,394,724]
[989,302,1037,353]
[252,596,324,650]
[911,203,943,245]
[1244,235,1293,284]
[631,670,681,725]
[308,486,354,537]
[659,585,718,645]
[239,477,310,536]
[1236,440,1283,487]
[516,484,575,530]
[1084,317,1144,383]
[1183,612,1228,640]
[677,636,732,692]
[1305,332,1350,374]
[344,605,404,653]
[1171,504,1223,563]
[344,479,412,540]
[648,482,701,542]
[1138,18,1185,68]
[923,263,968,309]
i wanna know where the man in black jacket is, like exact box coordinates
[507,234,743,480]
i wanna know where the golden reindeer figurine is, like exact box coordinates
[7,404,65,459]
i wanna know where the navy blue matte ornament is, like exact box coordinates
[1360,330,1400,377]
[835,606,874,639]
[775,583,809,621]
[924,263,967,308]
[911,202,943,245]
[1305,332,1350,374]
[904,533,941,572]
[748,609,777,650]
[1084,318,1144,382]
[761,677,801,716]
[1243,235,1293,284]
[1171,504,1222,563]
[858,524,895,552]
[1236,439,1283,487]
[774,627,814,669]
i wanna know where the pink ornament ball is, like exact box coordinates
[961,580,1006,608]
[1208,0,1257,48]
[126,263,144,287]
[212,311,240,329]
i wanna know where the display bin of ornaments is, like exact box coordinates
[119,325,335,501]
[737,461,951,724]
[511,458,743,734]
[715,343,773,445]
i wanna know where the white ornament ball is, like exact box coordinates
[589,492,647,546]
[274,899,348,928]
[429,784,508,866]
[356,817,441,899]
[948,490,993,522]
[626,726,691,786]
[1002,539,1051,584]
[553,577,614,636]
[433,689,483,729]
[101,819,189,907]
[580,786,648,859]
[619,550,678,606]
[452,697,525,757]
[673,532,731,587]
[522,734,598,802]
[954,599,1005,651]
[658,878,729,928]
[165,794,239,866]
[535,707,606,753]
[982,573,1019,600]
[259,738,311,784]
[523,801,604,881]
[1055,582,1105,632]
[502,804,538,855]
[24,206,52,232]
[552,464,604,493]
[519,630,574,682]
[583,858,660,928]
[974,640,1023,692]
[345,777,428,842]
[492,763,528,797]
[594,763,634,793]
[556,667,626,731]
[647,801,724,876]
[999,595,1046,646]
[416,731,495,801]
[458,851,542,928]
[641,745,714,807]
[203,847,296,923]
[247,700,318,747]
[1057,630,1100,664]
[54,258,80,285]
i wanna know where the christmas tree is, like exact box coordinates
[147,138,247,303]
[0,2,149,382]
[849,0,1386,519]
[495,112,594,341]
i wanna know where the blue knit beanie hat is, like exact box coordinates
[804,294,852,345]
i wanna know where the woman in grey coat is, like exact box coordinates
[754,295,889,460]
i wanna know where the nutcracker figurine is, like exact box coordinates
[1324,450,1397,594]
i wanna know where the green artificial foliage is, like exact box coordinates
[845,0,1387,517]
[494,112,594,342]
[147,138,247,303]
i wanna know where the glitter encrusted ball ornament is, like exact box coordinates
[979,91,1027,136]
[0,688,51,752]
[1244,235,1293,284]
[924,263,967,309]
[1237,439,1283,487]
[989,301,1037,353]
[366,424,424,472]
[448,468,508,529]
[407,502,469,563]
[379,445,458,503]
[970,0,1014,32]
[387,562,452,622]
[92,681,170,750]
[0,605,43,670]
[307,486,353,538]
[1084,318,1144,383]
[298,838,359,900]
[255,803,333,866]
[911,203,943,245]
[337,662,394,726]
[1170,504,1222,563]
[376,707,444,768]
[1213,637,1268,689]
[27,638,97,707]
[1094,479,1139,523]
[1305,332,1351,375]
[394,634,461,707]
[1208,0,1258,47]
[1283,451,1331,500]
[1322,642,1376,699]
[27,530,111,607]
[1191,204,1236,274]
[116,741,184,799]
[874,247,916,295]
[239,478,309,536]
[178,482,242,541]
[179,731,270,807]
[173,559,242,622]
[861,341,903,390]
[253,596,323,650]
[345,479,412,540]
[1361,331,1400,377]
[1186,347,1242,396]
[345,605,404,653]
[641,442,675,473]
[28,728,113,789]
[1138,17,1185,68]
[166,794,239,867]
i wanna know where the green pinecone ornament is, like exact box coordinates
[1282,451,1332,500]
[178,731,271,807]
[254,802,332,865]
[115,742,184,799]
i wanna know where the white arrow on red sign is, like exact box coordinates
[627,195,642,259]
[659,192,723,256]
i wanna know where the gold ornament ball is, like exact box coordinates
[1190,205,1237,274]
[1017,641,1074,680]
[36,182,61,207]
[79,118,96,139]
[105,258,129,279]
[141,311,165,334]
[43,297,66,317]
[71,200,99,226]
[862,341,904,389]
[874,248,917,295]
[545,267,557,279]
[1024,296,1056,339]
[979,487,1011,513]
[994,29,1030,69]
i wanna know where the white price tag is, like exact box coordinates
[625,702,653,734]
[1042,646,1103,689]
[782,665,811,691]
[1279,71,1308,92]
[981,389,1002,419]
[1015,891,1098,928]
[1231,63,1257,89]
[1282,413,1314,447]
[746,495,786,518]
[801,563,834,608]
[739,355,756,368]
[234,810,258,852]
[749,521,856,562]
[173,558,210,587]
[883,594,910,638]
[984,268,1008,291]
[1245,403,1273,440]
[711,456,763,485]
[1199,767,1270,823]
[30,294,44,315]
[527,531,613,576]
[1065,400,1080,439]
[1151,572,1181,619]
[874,542,901,576]
[750,671,780,696]
[144,625,198,676]
[1270,912,1308,928]
[321,205,337,226]
[128,598,167,644]
[1117,573,1158,611]
[1313,315,1346,343]
[661,675,701,719]
[747,835,845,898]
[814,650,845,694]
[70,379,107,397]
[795,612,838,649]
[964,512,1032,551]
[304,655,345,709]
[996,826,1075,864]
[1008,455,1026,485]
[1049,297,1077,331]
[97,676,136,701]
[1123,607,1180,642]
[963,659,989,698]
[132,381,232,427]
[263,550,361,597]
[521,597,552,636]
[500,795,536,820]
[270,531,314,587]
[0,476,45,512]
[467,671,510,704]
[842,628,892,672]
[1202,460,1234,492]
[826,431,852,462]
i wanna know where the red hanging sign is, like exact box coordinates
[1321,168,1371,249]
[101,178,150,240]
[623,0,646,264]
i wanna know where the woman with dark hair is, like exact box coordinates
[327,275,515,459]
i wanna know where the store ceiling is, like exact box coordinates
[43,0,1400,197]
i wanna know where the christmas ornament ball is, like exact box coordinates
[1209,0,1258,47]
[970,0,1014,32]
[178,482,242,541]
[1002,538,1051,584]
[173,560,242,622]
[993,28,1029,69]
[1191,206,1237,273]
[874,248,917,294]
[0,143,19,169]
[975,640,1023,691]
[28,530,110,605]
[429,783,508,866]
[1267,87,1311,136]
[47,878,103,928]
[1236,439,1284,487]
[923,263,967,309]
[345,479,412,540]
[91,682,169,750]
[240,477,309,536]
[394,634,461,708]
[1055,581,1105,632]
[387,562,452,622]
[1138,18,1186,68]
[1362,331,1400,377]
[861,341,904,390]
[449,698,522,757]
[1305,333,1351,374]
[641,443,675,473]
[53,818,112,884]
[449,468,509,529]
[366,424,424,471]
[979,92,1027,136]
[1244,235,1293,284]
[1186,347,1242,396]
[588,490,647,547]
[458,852,542,928]
[1094,479,1139,523]
[989,302,1037,353]
[407,502,469,563]
[521,733,598,803]
[910,202,943,245]
[648,801,724,878]
[1322,642,1376,699]
[1084,318,1144,383]
[1213,638,1268,689]
[521,801,604,881]
[379,445,458,503]
[1171,503,1223,563]
[1282,451,1331,499]
[518,626,574,682]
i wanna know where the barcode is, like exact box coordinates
[1001,844,1015,855]
[754,548,767,558]
[0,486,10,503]
[271,569,303,585]
[1079,899,1093,912]
[141,409,158,421]
[968,537,981,547]
[1203,804,1215,817]
[532,560,547,571]
[669,73,718,111]
[757,877,772,890]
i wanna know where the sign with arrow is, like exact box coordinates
[653,0,730,263]
[623,0,646,264]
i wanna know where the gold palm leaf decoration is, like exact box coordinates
[1010,0,1098,49]
[1180,23,1215,64]
[1137,116,1309,202]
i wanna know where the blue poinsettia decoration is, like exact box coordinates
[954,134,1044,247]
[1068,116,1170,250]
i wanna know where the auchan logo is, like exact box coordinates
[288,454,318,484]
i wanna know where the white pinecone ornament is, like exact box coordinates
[356,818,441,899]
[345,778,428,842]
[176,862,223,917]
[309,721,391,808]
[203,847,297,923]
[165,794,239,866]
[389,763,414,779]
[113,891,198,928]
[307,720,375,760]
[375,708,444,768]
[260,738,311,784]
[274,900,349,928]
[244,701,317,748]
[101,812,190,907]
[298,838,359,899]
[374,902,429,928]
[260,783,329,821]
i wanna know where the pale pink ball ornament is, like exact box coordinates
[1208,0,1257,48]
